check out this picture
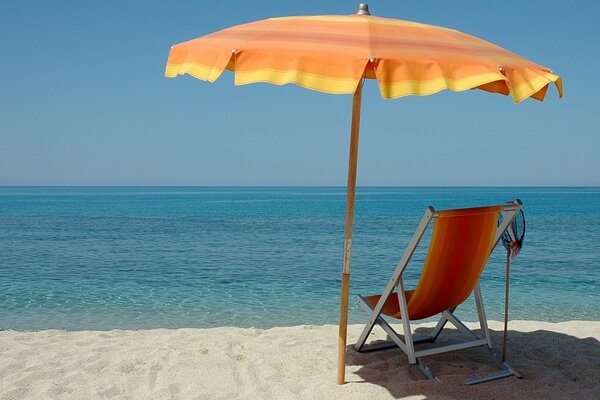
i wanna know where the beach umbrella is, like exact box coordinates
[164,3,562,384]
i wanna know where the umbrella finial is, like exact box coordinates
[356,3,370,15]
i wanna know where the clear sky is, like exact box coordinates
[1,1,598,186]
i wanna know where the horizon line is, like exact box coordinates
[1,185,599,189]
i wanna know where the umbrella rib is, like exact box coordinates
[229,17,299,70]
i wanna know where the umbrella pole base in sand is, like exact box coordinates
[337,272,351,384]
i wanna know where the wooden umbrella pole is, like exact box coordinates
[337,80,364,385]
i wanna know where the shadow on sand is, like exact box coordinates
[346,326,600,399]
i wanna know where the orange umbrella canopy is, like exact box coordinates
[166,11,562,103]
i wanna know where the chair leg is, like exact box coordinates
[355,295,410,354]
[354,296,380,351]
[354,323,376,352]
[443,310,478,339]
[428,307,455,342]
[464,365,520,385]
[416,358,439,382]
[474,283,492,349]
[397,278,416,364]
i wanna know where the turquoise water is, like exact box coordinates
[1,187,598,330]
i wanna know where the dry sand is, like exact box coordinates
[1,320,598,400]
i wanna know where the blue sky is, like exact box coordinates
[1,1,598,186]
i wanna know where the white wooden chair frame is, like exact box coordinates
[354,200,523,385]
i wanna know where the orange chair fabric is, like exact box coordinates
[165,14,562,103]
[365,205,503,320]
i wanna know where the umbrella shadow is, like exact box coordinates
[346,326,600,399]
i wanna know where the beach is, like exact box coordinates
[1,320,598,399]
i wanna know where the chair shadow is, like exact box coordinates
[346,326,600,399]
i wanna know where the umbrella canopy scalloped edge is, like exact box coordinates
[165,14,562,103]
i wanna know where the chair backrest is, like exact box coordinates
[407,205,504,320]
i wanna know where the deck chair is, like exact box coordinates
[354,200,522,385]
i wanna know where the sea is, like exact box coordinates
[1,187,598,331]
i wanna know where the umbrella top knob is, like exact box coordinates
[356,3,371,15]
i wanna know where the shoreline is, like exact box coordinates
[1,320,598,399]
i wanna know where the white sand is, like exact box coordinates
[1,320,598,399]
